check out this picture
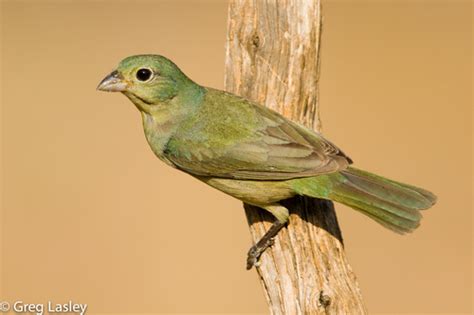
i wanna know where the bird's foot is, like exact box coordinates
[246,237,275,270]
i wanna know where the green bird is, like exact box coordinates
[97,55,436,269]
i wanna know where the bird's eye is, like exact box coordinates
[136,68,153,82]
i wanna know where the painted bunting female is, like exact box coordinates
[98,55,436,269]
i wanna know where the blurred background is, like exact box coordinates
[1,0,472,314]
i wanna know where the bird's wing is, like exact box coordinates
[164,91,352,180]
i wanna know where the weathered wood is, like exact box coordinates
[224,1,367,314]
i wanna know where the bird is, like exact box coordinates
[97,54,436,269]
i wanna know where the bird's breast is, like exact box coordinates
[141,113,177,167]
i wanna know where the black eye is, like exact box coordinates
[136,68,153,81]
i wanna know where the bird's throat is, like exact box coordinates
[136,83,206,164]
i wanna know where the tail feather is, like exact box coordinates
[341,167,436,210]
[349,205,419,234]
[292,167,437,234]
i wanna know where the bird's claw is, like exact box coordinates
[246,237,275,270]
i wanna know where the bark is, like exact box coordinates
[224,1,367,314]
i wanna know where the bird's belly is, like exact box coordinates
[197,176,295,206]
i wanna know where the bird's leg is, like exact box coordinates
[246,220,286,269]
[246,204,289,270]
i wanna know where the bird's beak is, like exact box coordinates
[97,70,128,92]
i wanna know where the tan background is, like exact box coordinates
[1,0,472,314]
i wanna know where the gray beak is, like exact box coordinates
[97,70,128,92]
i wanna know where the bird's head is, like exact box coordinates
[97,54,195,110]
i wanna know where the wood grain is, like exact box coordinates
[224,1,367,314]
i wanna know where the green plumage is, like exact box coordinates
[291,167,435,233]
[98,54,437,246]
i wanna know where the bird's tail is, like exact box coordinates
[291,167,437,233]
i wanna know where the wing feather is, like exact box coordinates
[164,89,352,180]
